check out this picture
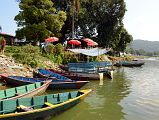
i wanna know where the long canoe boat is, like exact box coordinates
[34,68,103,80]
[1,75,89,89]
[0,89,91,120]
[115,60,145,67]
[0,80,51,101]
[33,68,72,80]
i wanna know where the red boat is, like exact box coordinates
[47,69,89,81]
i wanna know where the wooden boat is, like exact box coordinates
[0,80,51,101]
[0,89,91,120]
[58,66,103,80]
[115,60,145,67]
[33,68,71,80]
[60,62,114,80]
[47,68,89,81]
[1,75,89,89]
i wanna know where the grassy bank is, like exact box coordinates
[4,44,82,68]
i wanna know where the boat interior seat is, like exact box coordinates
[70,91,78,98]
[27,83,36,91]
[59,92,69,102]
[18,98,33,107]
[46,95,59,105]
[0,90,6,99]
[35,82,41,88]
[0,99,17,114]
[33,96,45,109]
[16,86,27,94]
[6,88,16,98]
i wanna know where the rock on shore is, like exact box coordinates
[0,55,33,77]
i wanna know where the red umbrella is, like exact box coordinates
[87,41,98,46]
[45,37,59,42]
[82,38,94,43]
[82,38,98,46]
[68,40,81,45]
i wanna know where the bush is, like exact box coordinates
[6,44,41,68]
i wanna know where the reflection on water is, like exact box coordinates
[51,68,131,120]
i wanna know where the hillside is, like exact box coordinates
[130,39,159,52]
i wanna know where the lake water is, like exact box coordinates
[50,59,159,120]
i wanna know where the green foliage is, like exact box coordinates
[75,0,127,46]
[6,44,40,68]
[45,44,55,54]
[44,43,65,64]
[15,0,67,42]
[54,43,64,56]
[113,26,133,52]
[5,46,21,53]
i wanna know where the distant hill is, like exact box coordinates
[130,39,159,52]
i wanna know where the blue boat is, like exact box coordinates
[33,68,71,80]
[1,75,89,89]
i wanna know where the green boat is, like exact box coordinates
[0,89,91,120]
[0,81,51,101]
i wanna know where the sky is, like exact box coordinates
[0,0,159,41]
[124,0,159,41]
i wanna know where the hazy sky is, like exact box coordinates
[124,0,159,41]
[0,0,159,41]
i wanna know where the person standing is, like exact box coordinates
[0,37,6,54]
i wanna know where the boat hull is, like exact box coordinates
[1,76,89,89]
[48,69,89,81]
[70,72,103,80]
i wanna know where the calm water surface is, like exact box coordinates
[50,59,159,120]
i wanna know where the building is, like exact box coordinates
[0,32,15,45]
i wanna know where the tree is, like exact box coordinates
[113,26,133,52]
[53,0,79,41]
[77,0,127,47]
[0,25,2,32]
[15,0,67,42]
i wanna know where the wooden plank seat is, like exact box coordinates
[17,105,33,112]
